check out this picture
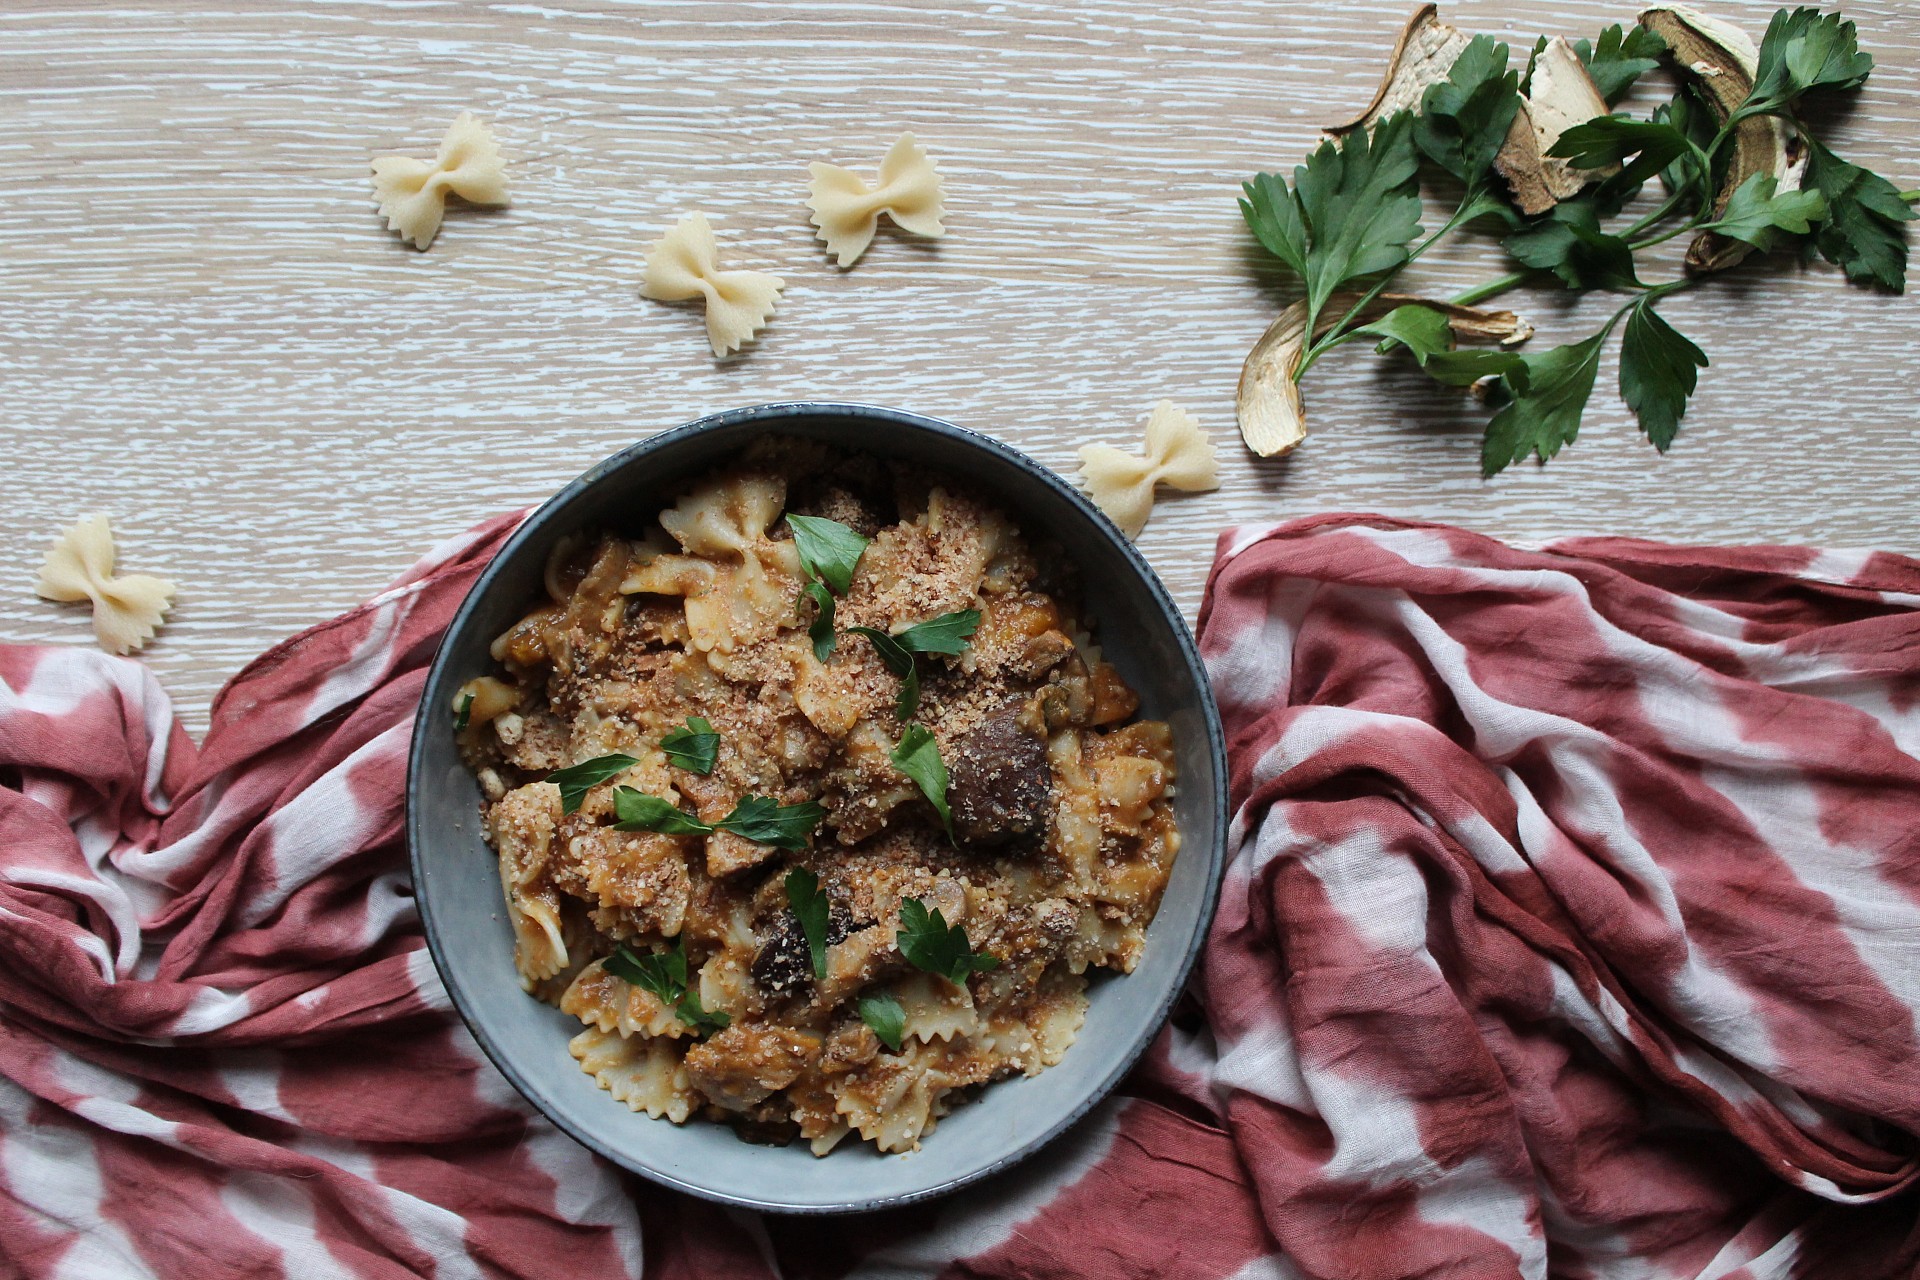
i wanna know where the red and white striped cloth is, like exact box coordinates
[2,512,1917,1279]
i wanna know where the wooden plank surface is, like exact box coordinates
[2,0,1915,737]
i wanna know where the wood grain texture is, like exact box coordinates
[2,0,1916,736]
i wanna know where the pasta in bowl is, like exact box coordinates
[408,404,1225,1211]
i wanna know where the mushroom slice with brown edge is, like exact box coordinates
[1638,3,1808,274]
[1494,37,1617,216]
[1237,293,1531,457]
[1333,6,1612,217]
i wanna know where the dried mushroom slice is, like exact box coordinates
[1332,4,1474,135]
[1638,2,1808,273]
[1237,292,1532,457]
[1494,38,1616,216]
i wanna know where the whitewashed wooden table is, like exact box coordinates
[3,0,1915,736]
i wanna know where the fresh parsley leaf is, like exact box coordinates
[1651,92,1716,199]
[547,753,640,814]
[802,577,837,661]
[858,992,907,1052]
[717,796,826,851]
[785,867,831,980]
[1742,6,1874,119]
[605,940,730,1035]
[1415,35,1523,192]
[1574,23,1666,105]
[892,610,981,657]
[1505,200,1642,291]
[1240,110,1423,325]
[1804,136,1914,292]
[1705,173,1828,253]
[1481,329,1609,476]
[847,626,922,720]
[786,514,869,596]
[660,716,720,774]
[612,787,715,836]
[890,725,952,837]
[1547,116,1692,187]
[896,897,998,985]
[453,691,474,733]
[1619,302,1709,452]
[1354,305,1527,386]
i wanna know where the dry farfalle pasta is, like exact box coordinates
[371,111,509,250]
[639,213,786,357]
[806,133,946,268]
[1077,401,1221,537]
[34,515,176,655]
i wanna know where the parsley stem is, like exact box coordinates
[1621,189,1688,241]
[1900,190,1920,203]
[1447,270,1531,308]
[1298,197,1489,379]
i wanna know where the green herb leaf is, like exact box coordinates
[717,796,827,851]
[453,691,474,733]
[1574,23,1666,105]
[1481,329,1609,476]
[1705,172,1828,252]
[548,753,640,814]
[1354,305,1527,387]
[896,897,998,985]
[858,992,907,1052]
[612,787,715,836]
[786,514,869,596]
[802,578,838,661]
[605,940,730,1035]
[661,716,720,774]
[847,626,921,720]
[785,867,831,979]
[1415,35,1523,189]
[890,725,952,836]
[1239,110,1423,324]
[1743,6,1873,118]
[1804,137,1914,293]
[1547,116,1691,186]
[892,610,982,657]
[1619,303,1709,452]
[1505,201,1642,291]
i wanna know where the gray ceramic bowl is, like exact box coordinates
[406,402,1227,1214]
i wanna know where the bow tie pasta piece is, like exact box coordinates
[640,213,785,357]
[34,514,176,654]
[371,111,509,250]
[806,133,946,268]
[1077,401,1221,537]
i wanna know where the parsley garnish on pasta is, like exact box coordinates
[604,940,730,1034]
[896,897,998,984]
[612,787,825,852]
[547,753,640,814]
[889,725,952,835]
[661,716,720,774]
[785,867,831,979]
[858,992,907,1051]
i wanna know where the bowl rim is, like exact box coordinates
[405,400,1228,1214]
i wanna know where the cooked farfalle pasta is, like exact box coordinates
[639,213,785,357]
[370,111,509,250]
[458,441,1182,1155]
[1076,400,1221,537]
[34,515,176,655]
[806,133,946,267]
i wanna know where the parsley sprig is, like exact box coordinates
[1242,6,1914,474]
[788,514,869,661]
[889,725,953,838]
[546,753,640,814]
[858,992,907,1051]
[785,867,831,980]
[847,610,981,719]
[660,716,720,774]
[895,897,998,985]
[604,940,730,1035]
[612,786,826,851]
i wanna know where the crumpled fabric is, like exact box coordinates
[2,511,1916,1279]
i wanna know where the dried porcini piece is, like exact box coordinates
[1335,6,1611,216]
[1237,293,1532,458]
[1495,37,1617,216]
[1638,2,1808,273]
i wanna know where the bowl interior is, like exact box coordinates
[407,403,1226,1213]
